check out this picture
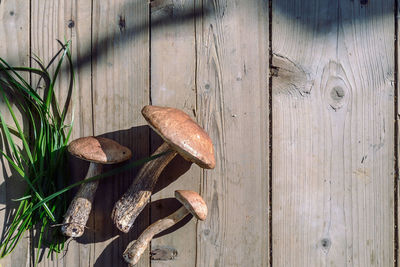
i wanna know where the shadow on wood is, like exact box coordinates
[92,198,192,267]
[68,126,151,246]
[151,130,193,194]
[150,197,193,238]
[73,126,192,266]
[68,126,192,245]
[73,0,211,74]
[0,136,27,245]
[272,0,385,34]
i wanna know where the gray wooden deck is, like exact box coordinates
[0,0,397,266]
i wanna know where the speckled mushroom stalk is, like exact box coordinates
[112,105,215,233]
[123,190,207,266]
[61,137,131,237]
[61,162,102,237]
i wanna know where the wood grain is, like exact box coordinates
[1,0,395,266]
[272,0,395,266]
[91,0,150,266]
[30,0,93,266]
[0,1,30,266]
[31,0,93,140]
[149,1,200,266]
[398,1,400,265]
[195,0,269,266]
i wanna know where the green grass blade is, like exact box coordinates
[0,106,22,167]
[60,40,74,124]
[35,220,46,267]
[45,41,70,111]
[0,60,47,104]
[11,195,32,201]
[20,152,167,220]
[0,88,35,172]
[0,149,55,222]
[0,150,25,177]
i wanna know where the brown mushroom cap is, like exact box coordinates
[175,190,207,221]
[142,105,215,169]
[68,136,132,164]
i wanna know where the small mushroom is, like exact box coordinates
[112,105,215,233]
[61,136,132,237]
[123,190,207,265]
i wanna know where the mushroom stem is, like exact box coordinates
[123,206,189,265]
[61,162,103,237]
[112,142,177,233]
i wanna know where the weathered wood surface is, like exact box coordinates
[91,1,150,266]
[272,0,395,266]
[150,1,200,266]
[0,1,30,267]
[195,0,269,266]
[398,2,400,266]
[30,1,93,266]
[1,0,397,266]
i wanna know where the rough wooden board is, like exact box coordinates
[68,0,95,140]
[272,0,394,266]
[30,1,93,266]
[0,1,30,267]
[149,1,200,267]
[398,1,400,265]
[30,0,92,141]
[91,0,150,266]
[195,0,269,266]
[31,0,93,140]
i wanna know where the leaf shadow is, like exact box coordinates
[73,125,192,246]
[93,197,192,267]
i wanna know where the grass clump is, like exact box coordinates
[0,40,74,263]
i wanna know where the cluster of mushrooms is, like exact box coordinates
[61,105,215,265]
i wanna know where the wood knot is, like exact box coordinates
[150,0,174,14]
[320,238,331,253]
[68,20,75,28]
[322,61,351,112]
[271,53,313,97]
[151,246,178,261]
[329,86,345,110]
[118,15,126,32]
[330,86,345,100]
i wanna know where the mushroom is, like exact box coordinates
[61,136,132,237]
[112,105,215,233]
[123,190,207,265]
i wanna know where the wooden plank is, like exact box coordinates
[149,1,199,267]
[0,1,30,267]
[195,1,269,266]
[272,0,395,266]
[91,0,150,266]
[31,0,93,139]
[397,0,400,264]
[30,0,93,266]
